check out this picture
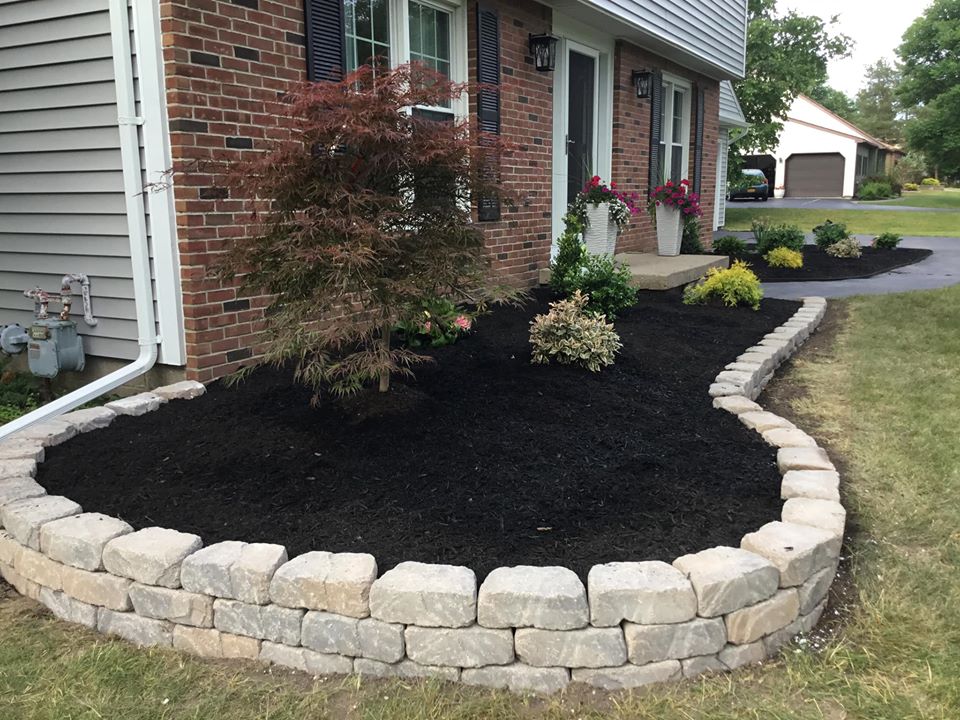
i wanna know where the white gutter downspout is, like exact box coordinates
[0,0,160,441]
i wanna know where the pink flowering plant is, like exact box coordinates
[648,179,702,217]
[574,175,642,228]
[395,296,474,348]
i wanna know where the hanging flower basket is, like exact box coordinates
[649,179,702,257]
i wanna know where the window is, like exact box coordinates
[657,77,690,183]
[342,0,465,116]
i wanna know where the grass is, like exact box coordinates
[2,285,960,718]
[871,189,960,210]
[724,207,960,236]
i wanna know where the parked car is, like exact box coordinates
[728,169,770,201]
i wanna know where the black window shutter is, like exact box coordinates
[476,5,501,221]
[693,85,706,194]
[305,0,345,82]
[648,70,664,192]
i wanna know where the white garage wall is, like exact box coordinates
[772,121,858,198]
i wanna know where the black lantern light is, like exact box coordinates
[528,34,558,72]
[631,70,653,99]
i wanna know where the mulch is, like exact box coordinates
[733,246,932,283]
[38,289,800,580]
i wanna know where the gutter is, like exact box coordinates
[0,0,160,441]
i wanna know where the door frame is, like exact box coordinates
[550,15,614,255]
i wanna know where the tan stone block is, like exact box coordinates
[725,589,800,645]
[60,565,132,611]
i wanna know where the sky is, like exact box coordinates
[777,0,933,96]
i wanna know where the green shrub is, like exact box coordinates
[903,182,920,192]
[565,254,636,319]
[680,216,704,254]
[529,291,622,372]
[825,237,863,258]
[812,219,849,249]
[858,181,894,200]
[764,247,804,268]
[873,232,903,249]
[683,260,763,310]
[921,177,941,186]
[860,174,902,196]
[756,224,805,255]
[549,212,587,294]
[712,235,748,257]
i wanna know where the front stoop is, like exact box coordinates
[615,253,729,290]
[537,254,728,291]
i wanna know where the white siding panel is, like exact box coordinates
[0,4,150,363]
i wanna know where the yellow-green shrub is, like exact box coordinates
[921,177,941,186]
[683,260,763,310]
[764,246,803,268]
[825,237,862,258]
[529,291,621,372]
[903,182,920,191]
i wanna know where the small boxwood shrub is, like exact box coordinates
[712,235,748,257]
[812,219,849,249]
[764,246,803,268]
[549,212,587,294]
[858,181,894,200]
[921,177,941,186]
[567,255,636,319]
[903,182,920,192]
[529,291,622,372]
[825,237,863,258]
[873,232,903,249]
[756,224,805,255]
[683,260,763,310]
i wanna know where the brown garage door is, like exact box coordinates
[785,153,845,197]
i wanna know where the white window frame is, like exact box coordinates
[376,0,468,119]
[659,73,692,184]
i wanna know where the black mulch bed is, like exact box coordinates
[732,245,932,283]
[39,290,801,580]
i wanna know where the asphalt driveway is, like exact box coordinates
[727,197,957,213]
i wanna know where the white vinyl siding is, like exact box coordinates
[0,0,156,361]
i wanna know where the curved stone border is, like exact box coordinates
[0,299,843,695]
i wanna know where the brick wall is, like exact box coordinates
[159,0,721,382]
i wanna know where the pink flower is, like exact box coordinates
[423,321,432,332]
[454,315,471,331]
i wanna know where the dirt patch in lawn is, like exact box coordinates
[733,246,932,282]
[38,289,799,580]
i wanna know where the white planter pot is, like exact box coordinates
[582,202,618,256]
[774,188,785,199]
[655,204,683,256]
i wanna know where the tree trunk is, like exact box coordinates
[378,324,391,393]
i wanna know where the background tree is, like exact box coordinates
[808,84,859,122]
[734,0,851,153]
[220,65,510,402]
[898,0,960,179]
[855,59,904,144]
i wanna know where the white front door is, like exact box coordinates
[550,24,613,255]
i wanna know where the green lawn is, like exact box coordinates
[871,188,960,210]
[2,285,960,719]
[724,207,960,236]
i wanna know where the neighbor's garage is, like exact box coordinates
[785,153,845,197]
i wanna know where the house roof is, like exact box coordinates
[719,81,748,128]
[794,95,898,151]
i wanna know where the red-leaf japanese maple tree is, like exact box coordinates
[220,65,510,401]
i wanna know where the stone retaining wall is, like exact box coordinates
[0,298,844,694]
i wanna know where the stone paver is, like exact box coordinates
[762,428,818,448]
[269,551,376,617]
[718,641,765,670]
[739,411,795,433]
[798,564,836,615]
[478,565,587,630]
[571,660,681,690]
[462,664,570,694]
[102,527,202,588]
[673,547,779,617]
[259,641,354,675]
[353,658,460,682]
[104,393,166,416]
[782,498,847,536]
[780,470,841,501]
[97,608,173,647]
[623,617,726,664]
[40,512,132,571]
[301,610,361,656]
[9,420,76,447]
[1,495,81,549]
[404,625,514,668]
[38,587,98,628]
[0,459,36,480]
[0,439,45,462]
[152,381,206,400]
[515,627,626,668]
[182,541,287,604]
[129,583,215,627]
[725,589,800,645]
[370,561,476,628]
[172,626,260,659]
[16,545,65,588]
[681,654,725,678]
[588,561,697,626]
[212,599,304,645]
[60,565,132,610]
[777,447,835,473]
[59,407,116,433]
[0,477,46,507]
[741,521,841,587]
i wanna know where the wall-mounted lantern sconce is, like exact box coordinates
[631,70,653,99]
[528,34,558,72]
